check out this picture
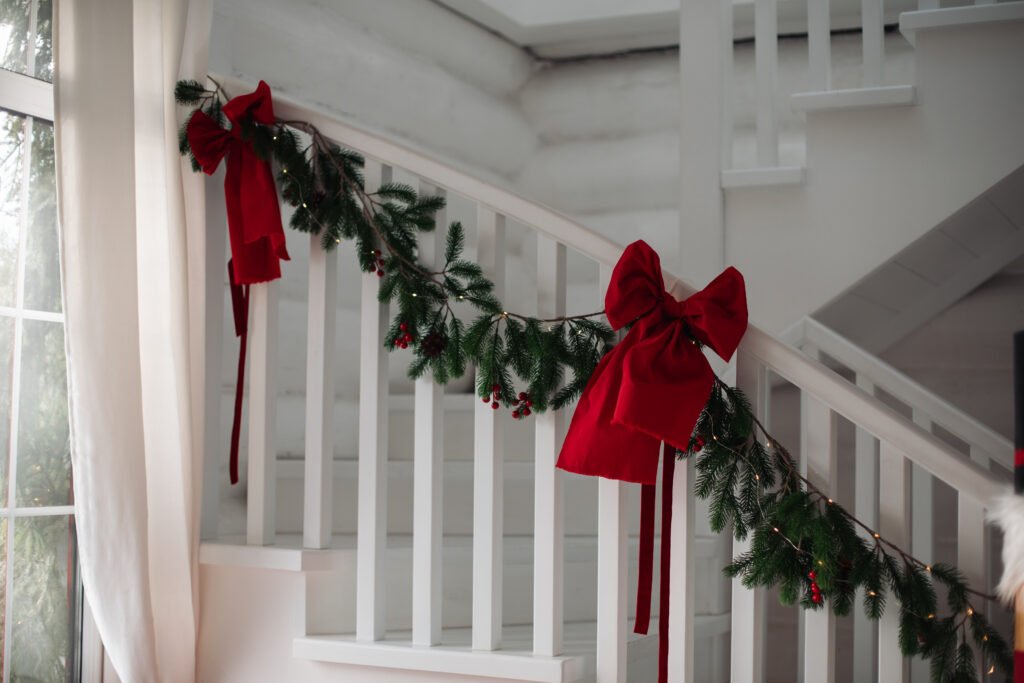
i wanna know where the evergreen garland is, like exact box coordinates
[175,79,1011,680]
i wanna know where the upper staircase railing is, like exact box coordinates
[199,72,1008,683]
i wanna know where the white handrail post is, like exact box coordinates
[802,394,838,682]
[667,453,696,683]
[200,173,226,541]
[755,0,779,167]
[853,375,879,683]
[679,0,727,283]
[808,0,832,91]
[472,206,506,651]
[958,494,987,677]
[533,236,566,657]
[731,349,766,683]
[357,160,392,642]
[596,262,627,683]
[862,0,885,87]
[247,281,278,545]
[303,233,337,549]
[878,442,910,683]
[413,180,446,647]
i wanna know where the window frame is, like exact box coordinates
[1,0,102,681]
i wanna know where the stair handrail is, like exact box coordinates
[217,73,1006,506]
[782,316,1013,471]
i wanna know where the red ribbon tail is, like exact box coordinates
[634,482,657,635]
[228,260,249,486]
[658,447,675,683]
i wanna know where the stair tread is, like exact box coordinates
[294,618,662,683]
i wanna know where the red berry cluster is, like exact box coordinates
[512,392,532,420]
[808,570,823,605]
[368,249,386,278]
[394,322,414,349]
[483,383,502,410]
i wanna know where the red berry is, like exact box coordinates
[400,323,408,332]
[491,401,499,410]
[525,399,533,408]
[808,571,816,580]
[376,270,384,278]
[482,397,489,404]
[523,407,531,417]
[518,392,527,401]
[512,411,520,419]
[492,384,500,393]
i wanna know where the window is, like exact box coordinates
[1,1,86,682]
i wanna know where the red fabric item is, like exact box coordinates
[1015,448,1024,467]
[227,261,248,485]
[658,449,675,683]
[186,80,290,285]
[1016,650,1024,683]
[556,240,747,484]
[634,480,657,635]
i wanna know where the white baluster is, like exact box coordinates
[731,350,766,683]
[808,0,832,91]
[720,0,735,169]
[596,262,627,683]
[667,450,696,683]
[533,236,566,657]
[853,375,879,683]
[247,281,278,545]
[413,181,446,646]
[878,442,910,683]
[357,161,392,642]
[909,413,934,683]
[958,494,987,677]
[200,173,226,541]
[918,0,939,9]
[755,0,779,167]
[472,207,506,651]
[802,394,838,683]
[862,0,885,87]
[304,233,337,549]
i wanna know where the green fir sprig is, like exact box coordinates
[175,79,613,415]
[685,378,1012,682]
[175,80,1010,679]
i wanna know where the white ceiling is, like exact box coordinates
[435,0,917,58]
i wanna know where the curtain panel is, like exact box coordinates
[54,0,213,680]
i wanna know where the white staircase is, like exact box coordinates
[194,4,1021,683]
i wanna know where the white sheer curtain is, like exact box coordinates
[53,0,213,680]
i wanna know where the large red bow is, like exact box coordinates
[556,240,747,683]
[187,81,290,485]
[557,239,747,484]
[187,80,290,284]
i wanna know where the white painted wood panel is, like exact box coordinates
[303,234,337,549]
[862,0,885,87]
[853,375,879,683]
[413,181,447,646]
[667,455,696,683]
[473,207,506,651]
[357,161,392,642]
[731,350,765,683]
[201,174,226,541]
[807,0,831,91]
[877,442,909,683]
[754,0,779,167]
[247,281,278,546]
[533,236,566,657]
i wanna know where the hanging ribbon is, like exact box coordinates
[557,240,747,682]
[187,80,290,484]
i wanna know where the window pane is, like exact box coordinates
[0,110,24,308]
[0,0,29,77]
[0,316,13,506]
[11,515,74,683]
[16,319,69,507]
[23,119,58,313]
[0,0,50,83]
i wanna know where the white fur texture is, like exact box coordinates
[989,491,1024,605]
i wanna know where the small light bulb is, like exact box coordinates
[272,135,278,141]
[827,498,833,504]
[988,664,996,675]
[755,474,761,481]
[967,607,974,616]
[868,591,876,597]
[927,613,934,620]
[412,293,418,297]
[772,527,780,533]
[282,167,288,173]
[873,533,880,539]
[925,565,931,573]
[302,203,307,208]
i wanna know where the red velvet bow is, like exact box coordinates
[187,81,290,485]
[187,80,290,284]
[556,240,747,683]
[557,239,747,485]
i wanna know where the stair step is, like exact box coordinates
[901,1,1024,46]
[791,85,916,113]
[721,166,805,189]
